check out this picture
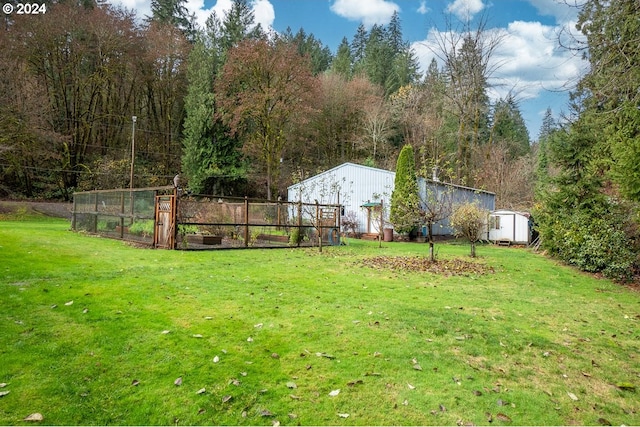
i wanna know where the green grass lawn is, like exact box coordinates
[0,211,638,425]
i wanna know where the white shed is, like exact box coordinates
[287,162,395,234]
[488,210,532,245]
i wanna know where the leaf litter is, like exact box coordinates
[358,256,494,276]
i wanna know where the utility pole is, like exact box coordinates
[129,116,137,190]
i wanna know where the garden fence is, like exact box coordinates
[72,189,342,250]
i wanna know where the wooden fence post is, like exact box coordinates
[244,196,249,247]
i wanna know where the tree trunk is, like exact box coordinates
[470,241,476,258]
[428,222,435,262]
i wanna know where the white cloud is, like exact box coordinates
[417,0,429,14]
[526,0,582,24]
[252,0,275,31]
[411,19,587,103]
[187,0,274,32]
[330,0,400,27]
[445,0,485,21]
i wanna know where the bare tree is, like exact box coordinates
[419,178,454,261]
[425,13,505,184]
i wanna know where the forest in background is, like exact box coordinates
[1,0,638,278]
[0,0,533,207]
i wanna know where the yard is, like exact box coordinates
[0,204,638,425]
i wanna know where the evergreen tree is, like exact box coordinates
[489,94,530,158]
[281,27,333,75]
[351,24,368,75]
[182,37,246,195]
[390,144,421,235]
[331,37,352,79]
[535,107,556,185]
[148,0,196,41]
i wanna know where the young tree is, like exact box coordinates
[215,39,318,200]
[390,144,421,236]
[420,179,453,262]
[450,202,487,257]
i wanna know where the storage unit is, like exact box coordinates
[488,210,532,245]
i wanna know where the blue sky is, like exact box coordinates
[112,0,588,140]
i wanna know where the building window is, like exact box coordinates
[494,216,500,230]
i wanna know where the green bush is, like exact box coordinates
[539,208,636,282]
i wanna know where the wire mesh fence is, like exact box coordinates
[176,195,342,250]
[72,189,342,250]
[71,186,175,246]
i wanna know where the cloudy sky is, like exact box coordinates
[109,0,588,140]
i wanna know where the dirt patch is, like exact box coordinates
[359,255,495,276]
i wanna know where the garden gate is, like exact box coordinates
[154,194,176,249]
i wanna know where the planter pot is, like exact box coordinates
[186,234,222,245]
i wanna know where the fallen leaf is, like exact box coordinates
[286,382,297,389]
[271,353,279,359]
[0,383,7,388]
[51,304,57,309]
[373,351,382,357]
[597,418,612,426]
[247,337,253,342]
[254,323,263,328]
[260,409,273,417]
[196,388,206,395]
[439,404,447,412]
[497,398,507,406]
[364,372,381,376]
[24,413,44,422]
[329,389,340,396]
[407,383,416,390]
[337,413,350,418]
[402,399,408,406]
[82,308,88,314]
[240,372,247,377]
[347,379,363,386]
[272,420,280,427]
[288,413,297,419]
[472,390,483,396]
[413,364,422,371]
[222,395,232,403]
[485,412,493,423]
[567,392,578,401]
[289,394,300,400]
[64,301,73,306]
[131,380,140,386]
[229,379,241,386]
[197,408,206,415]
[615,382,636,391]
[161,330,170,334]
[213,356,220,363]
[174,377,182,386]
[496,413,512,422]
[0,391,9,397]
[192,334,203,338]
[204,316,213,320]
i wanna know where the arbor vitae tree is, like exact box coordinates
[390,144,421,235]
[215,39,318,200]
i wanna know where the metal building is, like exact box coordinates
[287,162,496,237]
